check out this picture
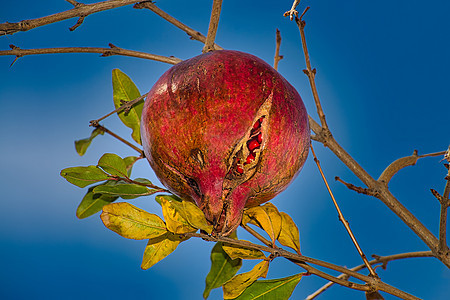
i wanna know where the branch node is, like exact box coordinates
[69,16,85,31]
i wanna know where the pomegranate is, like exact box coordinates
[141,50,309,235]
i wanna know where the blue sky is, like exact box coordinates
[1,0,449,299]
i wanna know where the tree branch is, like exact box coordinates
[295,8,450,268]
[202,0,223,53]
[185,232,421,300]
[0,0,141,35]
[134,1,223,50]
[306,251,434,300]
[273,29,283,71]
[0,44,182,65]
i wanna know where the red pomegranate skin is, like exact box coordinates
[141,50,309,235]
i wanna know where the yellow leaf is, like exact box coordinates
[141,232,185,270]
[160,197,197,234]
[182,200,213,234]
[222,242,266,260]
[278,212,301,254]
[100,202,167,240]
[222,260,270,299]
[243,203,282,243]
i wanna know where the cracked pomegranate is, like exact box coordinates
[141,50,310,235]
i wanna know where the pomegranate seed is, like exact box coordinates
[245,153,255,164]
[257,133,262,143]
[236,165,244,174]
[247,139,260,151]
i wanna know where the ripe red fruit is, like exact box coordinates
[141,50,310,235]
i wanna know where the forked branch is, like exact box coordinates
[292,5,450,268]
[0,0,142,35]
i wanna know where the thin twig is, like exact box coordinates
[0,44,182,65]
[134,1,223,50]
[273,29,283,70]
[241,223,274,248]
[94,124,143,156]
[310,143,379,278]
[0,0,141,35]
[433,165,450,252]
[202,0,223,53]
[335,176,377,197]
[295,8,329,130]
[90,93,148,126]
[184,232,420,300]
[306,251,434,300]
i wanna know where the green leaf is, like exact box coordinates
[76,182,118,219]
[234,273,302,300]
[93,183,157,199]
[74,127,104,156]
[222,243,266,260]
[100,202,167,240]
[223,260,270,299]
[98,153,128,177]
[123,156,139,176]
[278,212,301,254]
[60,165,109,188]
[112,68,143,145]
[141,232,186,270]
[203,242,242,299]
[155,194,182,205]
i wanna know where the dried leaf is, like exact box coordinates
[234,273,302,300]
[60,165,109,188]
[203,242,242,299]
[222,243,266,260]
[222,260,269,299]
[278,212,301,254]
[101,202,167,240]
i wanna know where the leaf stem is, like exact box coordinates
[93,124,143,156]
